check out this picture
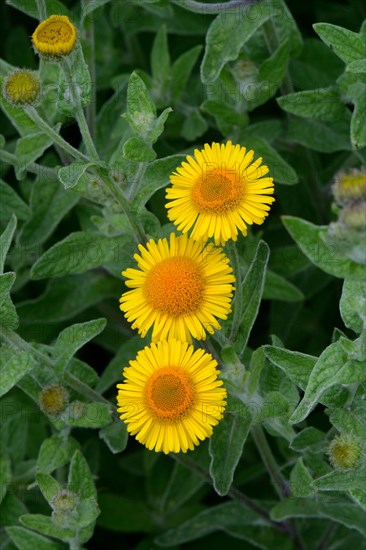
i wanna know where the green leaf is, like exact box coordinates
[97,494,155,533]
[123,136,156,162]
[123,72,156,135]
[81,0,111,19]
[19,175,80,247]
[263,346,316,390]
[0,348,32,398]
[201,0,271,83]
[156,501,275,547]
[53,318,106,371]
[340,278,366,333]
[347,59,366,73]
[271,498,366,537]
[17,273,120,324]
[313,470,366,492]
[68,450,97,500]
[15,130,57,177]
[264,270,304,302]
[0,180,30,222]
[151,25,170,85]
[282,216,365,279]
[0,272,18,329]
[58,161,99,190]
[290,459,314,497]
[171,45,202,102]
[286,117,351,152]
[248,40,290,110]
[36,473,62,505]
[30,232,132,280]
[99,421,128,454]
[290,341,364,424]
[350,86,366,149]
[290,427,326,452]
[162,462,205,513]
[65,401,111,429]
[0,451,11,505]
[132,154,185,208]
[329,406,366,441]
[6,526,64,550]
[277,88,348,122]
[147,107,172,143]
[235,240,269,354]
[0,214,17,274]
[5,0,68,19]
[209,398,251,496]
[237,136,298,185]
[181,108,208,141]
[19,514,74,541]
[350,487,366,511]
[37,435,79,475]
[313,23,366,64]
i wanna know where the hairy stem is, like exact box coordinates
[84,12,97,142]
[229,242,243,342]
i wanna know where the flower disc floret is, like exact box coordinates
[117,339,227,453]
[120,233,235,342]
[166,141,275,244]
[32,15,77,57]
[3,69,40,105]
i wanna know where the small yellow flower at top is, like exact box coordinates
[32,15,77,57]
[3,69,40,106]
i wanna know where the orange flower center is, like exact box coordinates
[191,168,242,213]
[144,256,204,316]
[145,367,195,420]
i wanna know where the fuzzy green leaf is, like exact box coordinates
[37,435,79,475]
[58,161,99,190]
[263,346,316,390]
[0,214,16,275]
[209,398,251,496]
[151,25,170,85]
[340,278,366,333]
[277,88,348,122]
[19,514,74,541]
[264,270,304,302]
[290,459,314,497]
[171,45,202,102]
[0,272,18,329]
[36,473,62,505]
[282,216,365,279]
[30,232,132,279]
[313,470,366,492]
[123,136,156,162]
[0,180,30,222]
[15,130,57,176]
[0,451,11,505]
[68,450,97,500]
[6,526,64,550]
[201,0,271,84]
[0,348,32,398]
[99,421,129,454]
[65,401,112,429]
[314,23,366,64]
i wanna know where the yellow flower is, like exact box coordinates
[3,69,40,105]
[120,232,235,342]
[32,15,77,57]
[117,339,227,453]
[166,141,275,244]
[333,168,366,204]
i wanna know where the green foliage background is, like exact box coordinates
[0,0,365,549]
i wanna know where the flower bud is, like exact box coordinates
[39,385,69,417]
[341,200,366,231]
[51,489,79,513]
[3,69,40,106]
[332,168,366,204]
[328,433,362,470]
[32,15,77,58]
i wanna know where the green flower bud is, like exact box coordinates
[3,69,40,106]
[39,385,69,417]
[328,433,362,470]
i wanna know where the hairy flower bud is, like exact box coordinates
[333,168,366,204]
[328,433,362,470]
[39,385,69,417]
[3,69,40,106]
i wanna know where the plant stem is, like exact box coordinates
[35,0,47,19]
[251,425,289,500]
[229,242,243,342]
[171,0,256,15]
[62,58,100,161]
[24,106,89,162]
[126,162,146,201]
[84,12,97,142]
[0,148,57,179]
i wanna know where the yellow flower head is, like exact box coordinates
[166,141,275,245]
[120,233,235,342]
[32,15,77,57]
[328,433,362,470]
[3,69,40,106]
[117,339,227,454]
[333,168,366,204]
